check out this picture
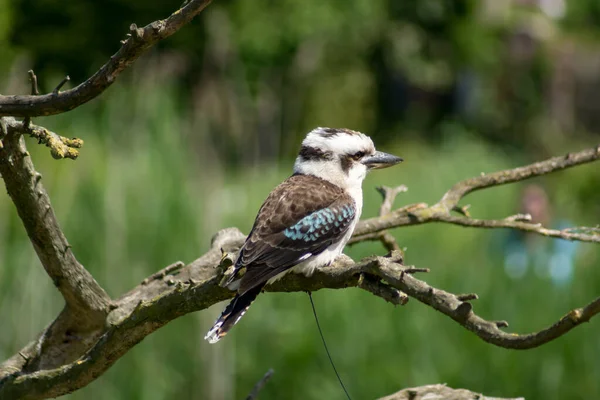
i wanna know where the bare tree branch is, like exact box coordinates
[245,369,274,400]
[0,1,215,382]
[2,111,598,398]
[0,122,111,377]
[357,273,408,306]
[0,0,598,397]
[27,70,39,96]
[378,185,407,215]
[52,76,71,95]
[0,0,213,117]
[0,126,109,317]
[434,214,600,243]
[351,144,600,243]
[374,185,407,251]
[1,228,598,399]
[2,117,83,159]
[371,252,600,350]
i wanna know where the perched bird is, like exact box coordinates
[205,127,402,343]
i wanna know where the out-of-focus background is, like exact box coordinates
[1,0,600,399]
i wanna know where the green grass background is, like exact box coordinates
[1,73,599,400]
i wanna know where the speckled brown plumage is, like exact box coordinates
[206,174,357,342]
[234,174,356,294]
[205,126,384,343]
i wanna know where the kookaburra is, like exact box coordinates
[205,127,402,343]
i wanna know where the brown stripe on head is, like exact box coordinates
[299,145,334,161]
[339,154,353,174]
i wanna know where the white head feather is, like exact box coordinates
[300,127,375,158]
[293,127,376,196]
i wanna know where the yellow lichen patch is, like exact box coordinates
[65,148,80,159]
[63,137,84,148]
[27,125,82,160]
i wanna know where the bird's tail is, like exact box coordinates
[204,284,263,343]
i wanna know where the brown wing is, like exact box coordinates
[234,174,356,294]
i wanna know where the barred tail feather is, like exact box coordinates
[204,284,263,343]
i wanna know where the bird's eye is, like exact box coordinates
[351,151,365,161]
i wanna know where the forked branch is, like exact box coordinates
[0,0,599,397]
[352,145,600,243]
[0,0,213,117]
[1,228,598,399]
[0,123,109,323]
[3,117,83,159]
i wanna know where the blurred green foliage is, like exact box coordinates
[4,0,600,153]
[2,0,600,399]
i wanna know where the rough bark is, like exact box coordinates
[352,144,600,244]
[0,225,598,399]
[0,0,213,117]
[1,0,599,399]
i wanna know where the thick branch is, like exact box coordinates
[0,0,212,117]
[371,253,600,349]
[1,228,597,399]
[0,127,110,322]
[0,0,216,381]
[352,145,600,243]
[0,0,596,395]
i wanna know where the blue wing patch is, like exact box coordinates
[283,205,355,242]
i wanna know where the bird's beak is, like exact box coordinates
[361,151,403,169]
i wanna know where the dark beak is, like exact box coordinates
[361,151,403,169]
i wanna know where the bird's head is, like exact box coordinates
[293,127,403,189]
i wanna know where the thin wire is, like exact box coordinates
[308,292,352,400]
